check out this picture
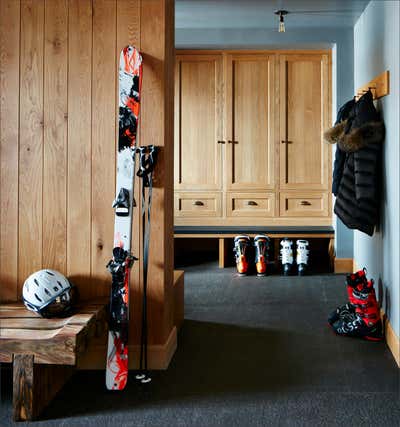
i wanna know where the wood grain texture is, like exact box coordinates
[19,0,45,295]
[356,70,390,100]
[67,0,92,297]
[43,0,68,272]
[0,301,106,364]
[226,54,275,191]
[174,50,332,227]
[175,54,223,190]
[13,354,34,421]
[1,0,178,360]
[13,353,74,421]
[140,0,175,344]
[0,0,20,302]
[91,0,116,298]
[279,54,330,190]
[334,258,354,273]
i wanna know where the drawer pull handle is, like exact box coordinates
[193,200,204,206]
[300,200,311,206]
[217,140,226,144]
[247,200,258,206]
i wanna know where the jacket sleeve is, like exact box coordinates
[353,144,380,201]
[332,146,346,196]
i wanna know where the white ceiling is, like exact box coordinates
[176,0,370,29]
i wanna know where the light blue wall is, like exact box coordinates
[176,27,354,258]
[353,0,400,336]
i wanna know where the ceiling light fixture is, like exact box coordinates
[274,10,289,33]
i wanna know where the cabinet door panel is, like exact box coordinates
[280,54,330,190]
[225,55,275,191]
[174,55,223,190]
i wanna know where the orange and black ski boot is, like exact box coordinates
[254,235,270,276]
[233,235,251,275]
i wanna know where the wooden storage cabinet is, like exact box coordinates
[174,50,331,226]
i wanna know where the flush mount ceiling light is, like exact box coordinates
[274,10,289,33]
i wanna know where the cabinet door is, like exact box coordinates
[279,54,330,190]
[174,55,223,190]
[225,54,276,191]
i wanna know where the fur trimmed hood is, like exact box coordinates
[324,119,385,153]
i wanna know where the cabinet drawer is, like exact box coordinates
[279,192,329,217]
[174,192,222,217]
[227,193,275,217]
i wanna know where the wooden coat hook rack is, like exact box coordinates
[355,70,390,100]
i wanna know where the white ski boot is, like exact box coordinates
[296,240,309,276]
[280,239,294,276]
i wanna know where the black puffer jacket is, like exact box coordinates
[324,91,384,236]
[332,99,356,195]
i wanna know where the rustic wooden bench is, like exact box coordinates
[174,226,335,268]
[0,299,107,421]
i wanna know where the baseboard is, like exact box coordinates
[78,326,177,370]
[380,309,400,367]
[334,258,353,273]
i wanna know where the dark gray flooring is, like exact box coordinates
[1,262,400,426]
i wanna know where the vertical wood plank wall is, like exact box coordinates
[0,0,175,352]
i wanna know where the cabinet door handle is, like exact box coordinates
[227,140,239,144]
[193,200,204,206]
[300,200,311,206]
[247,200,258,206]
[217,140,225,144]
[281,140,293,144]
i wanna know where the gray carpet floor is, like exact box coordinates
[1,262,400,426]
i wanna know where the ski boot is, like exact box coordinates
[280,239,294,276]
[332,278,383,341]
[254,235,270,276]
[328,268,368,325]
[233,235,251,276]
[296,239,309,276]
[112,188,130,216]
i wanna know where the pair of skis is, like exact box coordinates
[105,46,157,391]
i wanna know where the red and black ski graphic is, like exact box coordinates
[106,46,142,391]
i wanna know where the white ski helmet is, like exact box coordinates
[22,269,77,318]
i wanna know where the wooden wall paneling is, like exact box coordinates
[67,0,93,297]
[0,0,20,301]
[164,0,175,337]
[140,0,175,344]
[19,0,45,296]
[43,0,68,272]
[91,0,117,298]
[116,0,142,345]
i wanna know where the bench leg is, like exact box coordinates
[13,354,74,421]
[328,237,335,271]
[219,238,228,268]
